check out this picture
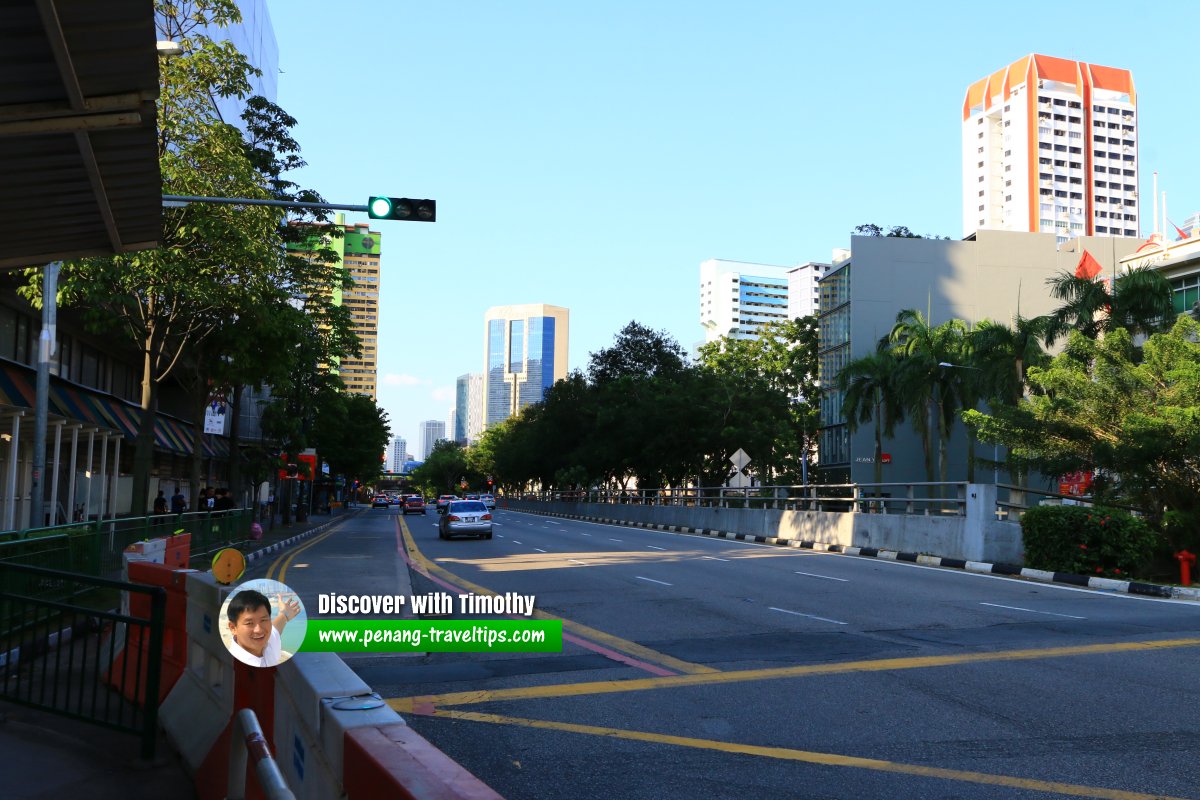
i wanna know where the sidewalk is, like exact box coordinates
[0,508,361,800]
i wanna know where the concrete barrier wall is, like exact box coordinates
[505,483,1024,564]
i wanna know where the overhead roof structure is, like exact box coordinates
[0,0,162,270]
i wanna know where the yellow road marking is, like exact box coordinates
[267,524,343,584]
[420,709,1188,800]
[388,637,1200,712]
[398,516,718,675]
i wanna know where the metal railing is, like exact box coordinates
[0,509,250,579]
[227,708,296,800]
[519,483,973,516]
[0,561,165,761]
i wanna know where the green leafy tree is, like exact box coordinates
[964,317,1200,539]
[312,394,391,489]
[412,440,470,497]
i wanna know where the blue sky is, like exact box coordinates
[269,1,1199,448]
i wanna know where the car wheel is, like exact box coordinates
[484,532,492,540]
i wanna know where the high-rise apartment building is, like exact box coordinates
[699,259,793,344]
[289,214,382,399]
[455,372,484,444]
[418,420,445,460]
[483,305,569,428]
[962,54,1138,242]
[786,262,831,321]
[389,437,406,473]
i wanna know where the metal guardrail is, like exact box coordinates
[0,509,250,579]
[520,483,973,516]
[227,708,296,800]
[0,561,165,761]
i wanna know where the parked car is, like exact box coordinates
[438,500,492,539]
[436,495,458,513]
[371,495,390,509]
[479,494,496,509]
[403,496,427,515]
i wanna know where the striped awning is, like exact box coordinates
[0,362,232,458]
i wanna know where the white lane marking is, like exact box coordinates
[769,607,847,625]
[636,576,673,586]
[534,548,547,553]
[979,602,1086,620]
[794,570,849,582]
[702,556,730,562]
[646,545,667,551]
[580,533,592,537]
[498,511,1200,607]
[569,559,589,566]
[512,540,523,545]
[608,538,624,542]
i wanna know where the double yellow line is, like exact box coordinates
[266,522,345,584]
[397,515,717,676]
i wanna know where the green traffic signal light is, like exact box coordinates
[367,196,436,222]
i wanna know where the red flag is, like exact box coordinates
[1171,221,1190,240]
[1075,250,1103,280]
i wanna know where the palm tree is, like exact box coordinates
[1042,266,1175,346]
[968,315,1050,487]
[836,348,905,487]
[882,310,967,490]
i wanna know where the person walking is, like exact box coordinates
[152,491,168,515]
[170,486,187,514]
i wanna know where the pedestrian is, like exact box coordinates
[214,488,235,511]
[205,487,216,510]
[152,491,168,515]
[170,485,186,514]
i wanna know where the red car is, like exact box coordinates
[403,496,427,515]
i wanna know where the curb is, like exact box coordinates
[510,507,1200,602]
[244,510,362,564]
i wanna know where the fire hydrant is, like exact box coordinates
[1175,550,1196,587]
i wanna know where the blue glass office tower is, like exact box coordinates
[483,305,569,428]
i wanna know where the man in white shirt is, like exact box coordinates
[226,589,300,668]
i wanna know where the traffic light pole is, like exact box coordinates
[161,195,370,213]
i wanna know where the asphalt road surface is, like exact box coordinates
[258,505,1200,800]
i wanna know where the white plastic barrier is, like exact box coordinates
[272,653,407,800]
[159,571,237,772]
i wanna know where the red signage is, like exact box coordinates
[880,453,892,464]
[278,453,318,481]
[1058,470,1093,496]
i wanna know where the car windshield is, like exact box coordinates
[449,501,487,513]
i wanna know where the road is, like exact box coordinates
[256,504,1200,800]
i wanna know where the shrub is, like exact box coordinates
[1021,505,1159,579]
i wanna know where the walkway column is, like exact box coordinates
[109,436,121,520]
[83,428,95,521]
[4,411,24,531]
[49,420,63,525]
[98,432,110,519]
[66,424,81,522]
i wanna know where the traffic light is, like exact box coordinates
[367,196,436,222]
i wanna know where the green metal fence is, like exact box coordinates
[0,510,251,580]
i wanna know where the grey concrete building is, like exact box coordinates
[817,230,1145,487]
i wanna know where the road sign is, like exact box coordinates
[729,448,751,472]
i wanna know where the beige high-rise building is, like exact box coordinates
[291,214,381,399]
[483,304,569,427]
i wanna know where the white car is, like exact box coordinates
[438,500,493,539]
[479,494,496,509]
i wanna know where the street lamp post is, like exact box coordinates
[29,261,61,527]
